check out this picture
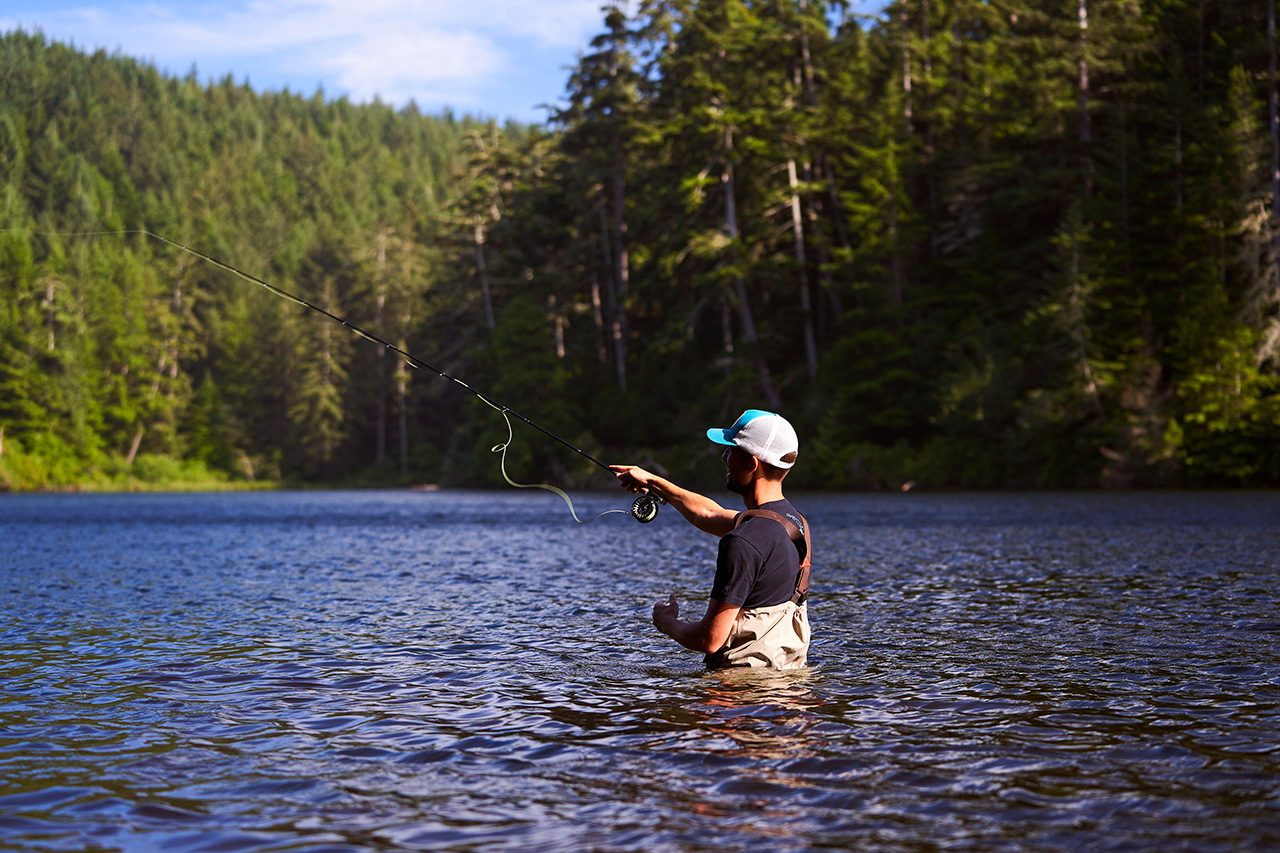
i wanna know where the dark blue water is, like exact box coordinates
[2,490,1279,852]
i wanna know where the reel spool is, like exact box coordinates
[631,492,666,523]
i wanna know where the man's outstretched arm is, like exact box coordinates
[610,465,737,537]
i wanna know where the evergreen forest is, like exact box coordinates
[2,0,1280,493]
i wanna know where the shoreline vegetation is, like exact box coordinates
[3,1,1280,494]
[0,439,265,493]
[3,440,1271,495]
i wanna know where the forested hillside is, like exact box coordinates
[3,0,1279,492]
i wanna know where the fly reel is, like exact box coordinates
[631,492,667,523]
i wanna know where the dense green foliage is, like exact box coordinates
[2,0,1280,492]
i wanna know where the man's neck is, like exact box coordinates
[743,481,785,510]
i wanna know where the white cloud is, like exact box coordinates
[2,0,607,117]
[325,26,504,106]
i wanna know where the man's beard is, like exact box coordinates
[725,474,749,496]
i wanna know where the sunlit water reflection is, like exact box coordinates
[2,490,1278,852]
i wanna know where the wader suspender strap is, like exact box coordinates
[733,509,811,604]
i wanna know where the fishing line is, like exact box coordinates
[10,228,665,523]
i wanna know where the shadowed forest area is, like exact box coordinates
[2,0,1279,493]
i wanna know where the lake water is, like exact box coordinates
[2,489,1279,852]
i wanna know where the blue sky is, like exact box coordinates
[2,0,890,125]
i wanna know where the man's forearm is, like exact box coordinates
[611,464,737,536]
[654,610,719,654]
[653,596,740,654]
[643,477,735,536]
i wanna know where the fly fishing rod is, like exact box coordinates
[123,231,665,523]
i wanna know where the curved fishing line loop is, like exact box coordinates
[489,410,626,524]
[11,227,627,523]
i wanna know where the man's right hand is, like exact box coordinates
[609,464,656,495]
[652,593,680,634]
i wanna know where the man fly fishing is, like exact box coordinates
[610,409,811,670]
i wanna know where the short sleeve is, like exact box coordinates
[710,532,763,607]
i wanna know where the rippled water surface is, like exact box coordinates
[3,489,1279,852]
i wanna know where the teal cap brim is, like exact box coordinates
[707,428,736,446]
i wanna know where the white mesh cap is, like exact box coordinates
[706,409,799,469]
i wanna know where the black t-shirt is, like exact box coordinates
[710,499,806,609]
